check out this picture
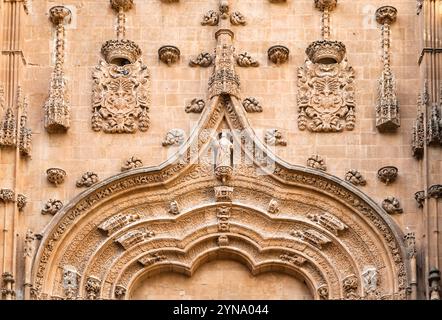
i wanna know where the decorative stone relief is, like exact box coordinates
[185,99,205,113]
[168,201,180,215]
[63,265,80,300]
[44,6,72,133]
[230,11,246,25]
[114,285,126,299]
[76,172,99,188]
[427,103,442,146]
[268,45,289,64]
[138,253,167,266]
[46,168,66,185]
[85,276,101,300]
[307,155,326,171]
[343,274,360,300]
[162,129,185,146]
[429,268,441,300]
[269,0,287,2]
[404,233,416,259]
[414,191,425,208]
[377,166,398,185]
[362,266,380,299]
[382,197,403,214]
[214,186,234,202]
[158,45,180,65]
[291,229,332,249]
[428,185,442,199]
[317,285,329,300]
[217,206,231,232]
[280,253,306,266]
[345,170,366,186]
[189,52,213,67]
[121,156,143,171]
[18,91,32,157]
[0,104,16,148]
[307,212,347,236]
[201,10,219,26]
[412,87,427,159]
[17,194,27,211]
[214,132,234,184]
[1,272,15,299]
[417,0,423,15]
[242,97,262,113]
[201,1,246,27]
[115,228,155,250]
[98,213,141,236]
[217,235,229,246]
[265,129,287,146]
[0,189,15,203]
[375,6,400,132]
[236,52,259,67]
[267,199,280,214]
[24,230,35,258]
[41,199,63,215]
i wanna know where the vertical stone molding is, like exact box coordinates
[44,6,72,133]
[412,86,427,159]
[18,89,32,157]
[375,6,400,132]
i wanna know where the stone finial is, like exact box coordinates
[158,46,180,65]
[268,45,289,64]
[49,6,72,25]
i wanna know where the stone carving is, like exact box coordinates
[85,276,101,300]
[41,199,63,215]
[114,285,126,299]
[307,155,326,171]
[265,129,287,146]
[18,92,32,157]
[214,132,234,184]
[217,235,229,246]
[230,11,246,26]
[267,199,280,214]
[110,0,134,12]
[269,0,287,3]
[0,189,15,203]
[307,212,348,236]
[417,0,423,15]
[24,230,35,258]
[0,106,16,148]
[17,194,27,211]
[317,285,329,300]
[291,229,332,249]
[92,48,150,134]
[168,201,180,215]
[343,274,360,300]
[414,191,425,208]
[242,97,262,113]
[376,6,400,132]
[162,129,185,146]
[362,266,379,299]
[428,185,442,199]
[76,172,99,188]
[377,166,398,185]
[382,197,403,214]
[185,99,205,113]
[412,88,427,159]
[214,186,234,202]
[138,253,167,266]
[46,168,66,185]
[345,170,366,186]
[280,254,306,266]
[236,52,259,67]
[110,0,134,38]
[1,272,15,299]
[429,268,441,300]
[158,45,180,65]
[217,206,231,232]
[201,10,219,26]
[63,265,80,300]
[268,45,289,64]
[121,156,143,171]
[189,52,213,67]
[404,233,416,259]
[115,228,155,250]
[427,103,442,146]
[44,6,72,133]
[98,213,141,236]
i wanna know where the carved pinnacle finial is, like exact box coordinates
[49,6,72,26]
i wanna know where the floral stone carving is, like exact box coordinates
[92,39,151,134]
[377,166,398,185]
[63,265,79,300]
[237,52,259,67]
[17,194,27,211]
[185,99,205,113]
[242,97,262,113]
[307,212,348,236]
[345,169,366,186]
[317,285,329,300]
[189,52,213,67]
[41,199,63,215]
[265,129,287,146]
[268,45,289,64]
[414,190,425,208]
[343,274,360,300]
[158,45,180,65]
[76,172,99,188]
[121,156,143,171]
[46,168,66,185]
[230,11,246,26]
[382,197,403,214]
[162,129,185,146]
[0,189,15,203]
[307,155,326,171]
[201,10,219,26]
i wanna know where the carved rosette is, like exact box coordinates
[46,168,67,185]
[92,40,150,134]
[381,197,403,214]
[0,189,15,203]
[264,129,287,146]
[121,156,143,171]
[414,191,425,208]
[268,45,289,64]
[242,97,262,113]
[307,155,326,171]
[76,172,99,188]
[298,41,355,132]
[345,170,366,186]
[158,46,180,65]
[377,166,398,185]
[41,199,63,215]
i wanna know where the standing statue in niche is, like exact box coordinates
[214,132,234,184]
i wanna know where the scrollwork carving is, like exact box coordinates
[317,285,329,300]
[138,253,166,266]
[343,274,360,300]
[280,253,306,266]
[307,212,347,236]
[158,45,180,65]
[85,276,101,300]
[291,229,332,249]
[268,45,289,64]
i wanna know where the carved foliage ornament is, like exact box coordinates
[362,266,380,299]
[76,172,99,188]
[85,276,101,300]
[414,191,425,208]
[307,155,326,171]
[242,97,262,113]
[291,229,332,249]
[0,189,15,203]
[46,168,66,185]
[41,199,63,215]
[427,103,442,146]
[63,265,79,300]
[280,253,306,266]
[343,274,360,300]
[345,170,366,186]
[162,129,185,146]
[121,156,143,171]
[382,196,403,214]
[189,52,213,67]
[185,99,205,113]
[236,52,259,67]
[265,129,287,146]
[307,212,347,236]
[98,213,140,235]
[0,99,17,148]
[158,45,180,65]
[17,194,27,211]
[268,45,289,65]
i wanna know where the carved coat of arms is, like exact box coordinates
[297,59,355,132]
[92,60,151,133]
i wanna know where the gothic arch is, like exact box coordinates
[30,95,410,300]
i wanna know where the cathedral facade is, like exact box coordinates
[0,0,441,300]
